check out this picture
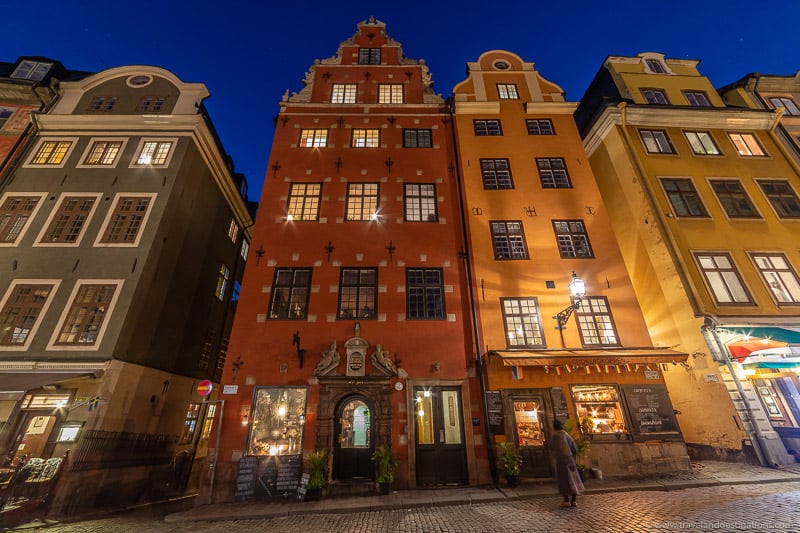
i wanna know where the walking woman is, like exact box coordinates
[552,419,584,507]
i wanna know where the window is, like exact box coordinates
[642,89,669,105]
[87,96,118,112]
[0,107,15,128]
[98,195,152,244]
[0,195,41,244]
[660,178,708,217]
[404,183,437,222]
[82,140,123,166]
[299,129,328,148]
[338,267,377,319]
[56,422,83,443]
[694,252,753,304]
[728,133,765,157]
[480,159,513,189]
[331,84,357,104]
[268,268,311,319]
[683,91,712,107]
[227,219,238,243]
[240,240,250,261]
[768,97,800,116]
[501,297,545,348]
[536,158,571,188]
[38,196,97,244]
[684,131,720,155]
[287,183,321,221]
[200,404,216,440]
[757,180,800,218]
[358,48,381,64]
[0,283,55,346]
[134,139,174,166]
[136,97,165,112]
[575,296,619,346]
[571,385,627,435]
[215,264,230,301]
[751,253,800,304]
[345,183,379,221]
[180,403,201,444]
[351,129,380,148]
[525,119,555,135]
[639,129,675,154]
[11,60,52,81]
[54,283,119,346]
[490,221,528,260]
[473,119,503,136]
[710,179,760,218]
[403,129,432,148]
[644,59,667,74]
[247,387,307,456]
[29,140,72,165]
[406,268,445,319]
[378,84,403,104]
[553,220,593,258]
[497,84,519,99]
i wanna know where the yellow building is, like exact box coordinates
[452,51,690,479]
[576,53,800,466]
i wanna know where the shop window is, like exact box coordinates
[571,385,628,435]
[513,400,544,446]
[200,404,216,440]
[180,403,201,444]
[248,386,307,456]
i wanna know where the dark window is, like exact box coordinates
[480,159,513,189]
[406,268,445,319]
[404,183,437,222]
[501,297,545,348]
[660,178,708,217]
[358,48,381,65]
[683,91,711,107]
[100,196,152,243]
[55,284,118,345]
[0,195,40,243]
[338,267,377,319]
[575,296,619,346]
[87,96,118,112]
[536,158,571,188]
[768,97,800,116]
[645,59,667,73]
[268,268,312,319]
[526,119,555,135]
[41,196,96,243]
[0,284,54,345]
[553,220,593,258]
[639,129,675,154]
[642,89,669,105]
[473,119,503,136]
[757,180,800,218]
[136,97,165,112]
[403,129,432,148]
[490,221,528,260]
[710,180,760,218]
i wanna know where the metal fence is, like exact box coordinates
[69,430,177,471]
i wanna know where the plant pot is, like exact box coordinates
[379,481,392,495]
[306,487,323,501]
[505,474,520,488]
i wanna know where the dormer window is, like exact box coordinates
[358,48,381,65]
[88,97,118,112]
[11,60,53,81]
[768,97,800,116]
[644,58,667,74]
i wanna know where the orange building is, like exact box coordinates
[452,51,690,478]
[209,19,485,502]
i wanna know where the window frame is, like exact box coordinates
[267,268,312,320]
[358,48,381,65]
[497,83,519,100]
[136,96,166,112]
[501,297,546,348]
[480,158,514,190]
[130,137,178,168]
[345,182,379,222]
[406,268,445,320]
[215,264,230,301]
[11,60,53,81]
[639,129,675,154]
[525,119,555,135]
[286,183,322,222]
[641,88,670,105]
[659,178,709,218]
[0,193,47,246]
[643,58,667,74]
[0,107,16,129]
[693,252,754,305]
[683,90,712,107]
[404,183,438,222]
[768,97,800,116]
[337,267,378,320]
[33,193,102,247]
[473,119,503,136]
[728,132,766,157]
[403,129,432,148]
[749,252,800,306]
[683,130,721,156]
[94,193,156,247]
[24,137,78,168]
[378,84,404,104]
[0,280,60,350]
[351,128,380,148]
[575,296,620,347]
[553,219,593,258]
[298,129,329,148]
[708,179,761,219]
[47,280,124,350]
[756,179,800,219]
[77,138,128,168]
[536,157,572,188]
[87,96,118,112]
[490,220,529,260]
[331,84,357,104]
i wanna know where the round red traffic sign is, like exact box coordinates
[197,380,213,397]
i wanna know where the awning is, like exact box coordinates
[741,346,800,370]
[0,371,99,396]
[717,326,800,344]
[490,347,688,367]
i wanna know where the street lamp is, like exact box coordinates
[553,272,586,330]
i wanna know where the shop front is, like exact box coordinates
[486,348,691,476]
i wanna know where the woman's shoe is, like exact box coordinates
[570,501,577,507]
[559,501,571,508]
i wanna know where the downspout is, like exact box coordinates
[701,322,773,467]
[447,97,497,485]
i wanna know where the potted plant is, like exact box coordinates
[305,449,327,500]
[496,441,522,487]
[564,418,590,480]
[371,444,399,495]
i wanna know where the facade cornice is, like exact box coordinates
[453,101,500,114]
[524,101,578,114]
[0,360,108,372]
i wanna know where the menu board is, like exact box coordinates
[274,454,303,496]
[550,387,569,423]
[233,456,258,501]
[485,390,504,435]
[621,384,681,438]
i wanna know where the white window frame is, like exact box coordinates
[76,137,129,168]
[768,97,800,116]
[23,137,79,169]
[378,84,404,104]
[694,252,753,305]
[11,60,53,81]
[129,137,179,168]
[93,192,156,247]
[228,219,239,243]
[33,192,102,248]
[46,279,124,351]
[331,84,357,104]
[0,192,48,247]
[497,84,519,100]
[351,128,380,148]
[684,131,720,155]
[749,252,800,305]
[298,129,328,148]
[0,279,61,351]
[728,133,766,157]
[240,239,250,261]
[639,129,675,154]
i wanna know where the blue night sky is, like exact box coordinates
[3,1,799,202]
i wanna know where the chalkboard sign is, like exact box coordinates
[233,456,258,501]
[485,390,504,436]
[296,473,310,501]
[275,454,302,496]
[550,387,569,423]
[621,384,681,438]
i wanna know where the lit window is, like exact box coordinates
[768,97,800,116]
[751,253,800,304]
[378,84,403,104]
[473,119,503,136]
[83,140,123,165]
[525,119,555,135]
[98,195,152,244]
[331,84,357,103]
[491,221,528,260]
[358,48,381,64]
[345,183,379,221]
[200,404,216,439]
[228,219,238,243]
[403,129,432,148]
[268,268,312,319]
[684,131,720,155]
[683,91,711,106]
[54,283,119,346]
[404,183,437,222]
[660,178,708,217]
[641,89,669,105]
[247,387,307,455]
[215,264,230,301]
[287,183,321,221]
[481,159,513,189]
[352,129,380,148]
[30,140,72,165]
[553,220,592,258]
[571,385,627,435]
[694,252,753,305]
[180,403,202,444]
[757,180,800,219]
[728,133,766,157]
[56,422,83,443]
[502,297,545,348]
[536,158,571,188]
[710,179,760,218]
[639,129,675,154]
[497,84,519,99]
[338,267,377,319]
[0,195,41,244]
[575,296,619,346]
[406,268,445,319]
[299,129,328,148]
[240,240,250,261]
[0,283,55,346]
[135,140,174,166]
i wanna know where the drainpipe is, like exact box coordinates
[701,322,774,467]
[447,97,497,485]
[207,398,225,503]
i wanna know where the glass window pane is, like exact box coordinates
[248,386,307,456]
[415,391,434,445]
[514,400,543,446]
[571,385,627,435]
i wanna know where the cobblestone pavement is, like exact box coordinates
[7,482,799,533]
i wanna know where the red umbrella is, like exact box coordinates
[727,337,787,361]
